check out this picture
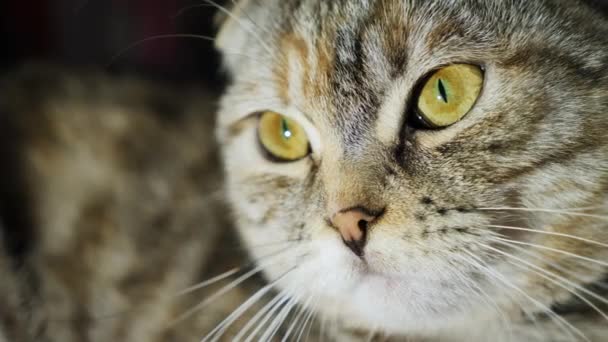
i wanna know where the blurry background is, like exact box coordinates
[0,0,606,88]
[0,0,228,87]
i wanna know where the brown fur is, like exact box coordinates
[0,0,607,341]
[217,0,608,340]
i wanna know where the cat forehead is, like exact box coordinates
[250,1,504,145]
[218,0,599,151]
[220,0,517,103]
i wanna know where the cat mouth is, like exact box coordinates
[350,252,405,286]
[361,268,403,287]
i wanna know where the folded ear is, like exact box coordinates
[211,0,233,31]
[214,0,253,71]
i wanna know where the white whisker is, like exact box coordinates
[319,313,328,342]
[282,295,314,342]
[107,34,215,66]
[500,241,602,288]
[233,289,288,341]
[168,252,287,328]
[451,254,515,340]
[480,224,608,248]
[175,268,239,297]
[203,269,292,342]
[171,4,212,19]
[177,244,293,297]
[462,249,588,342]
[304,309,318,342]
[244,293,291,342]
[478,207,608,220]
[482,242,608,321]
[492,240,608,305]
[493,237,608,268]
[260,295,298,341]
[296,297,317,342]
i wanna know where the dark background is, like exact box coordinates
[0,0,607,88]
[0,0,228,87]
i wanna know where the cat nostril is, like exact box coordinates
[357,219,368,230]
[330,207,381,257]
[343,238,365,258]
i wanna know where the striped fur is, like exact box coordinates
[217,0,608,340]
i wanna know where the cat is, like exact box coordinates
[215,0,608,340]
[1,0,607,341]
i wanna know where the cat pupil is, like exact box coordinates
[437,79,448,103]
[281,119,292,139]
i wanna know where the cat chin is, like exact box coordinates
[262,237,490,337]
[316,272,482,336]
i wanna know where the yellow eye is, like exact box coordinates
[258,111,310,161]
[416,64,483,128]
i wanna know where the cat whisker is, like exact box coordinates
[303,308,318,342]
[450,254,515,340]
[480,241,608,321]
[70,247,287,324]
[106,29,271,69]
[171,4,213,19]
[168,250,290,328]
[202,269,293,342]
[232,288,288,341]
[556,205,608,212]
[478,224,608,248]
[492,237,608,268]
[218,247,308,341]
[558,205,603,211]
[107,33,215,66]
[281,297,309,341]
[503,242,604,289]
[319,312,328,342]
[176,244,293,297]
[294,295,318,342]
[457,253,529,340]
[495,241,608,308]
[260,294,299,341]
[244,292,292,342]
[364,328,376,342]
[462,249,588,342]
[176,267,240,297]
[477,207,608,220]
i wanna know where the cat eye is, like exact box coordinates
[257,111,310,161]
[414,64,483,128]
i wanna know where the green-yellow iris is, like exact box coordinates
[258,111,309,161]
[416,64,483,127]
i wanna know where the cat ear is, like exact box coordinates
[214,0,251,71]
[212,1,233,30]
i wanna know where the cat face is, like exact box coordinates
[216,0,608,337]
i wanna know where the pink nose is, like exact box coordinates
[330,208,379,257]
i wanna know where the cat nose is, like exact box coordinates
[330,207,379,257]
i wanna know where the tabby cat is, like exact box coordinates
[1,0,608,341]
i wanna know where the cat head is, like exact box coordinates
[215,0,608,337]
